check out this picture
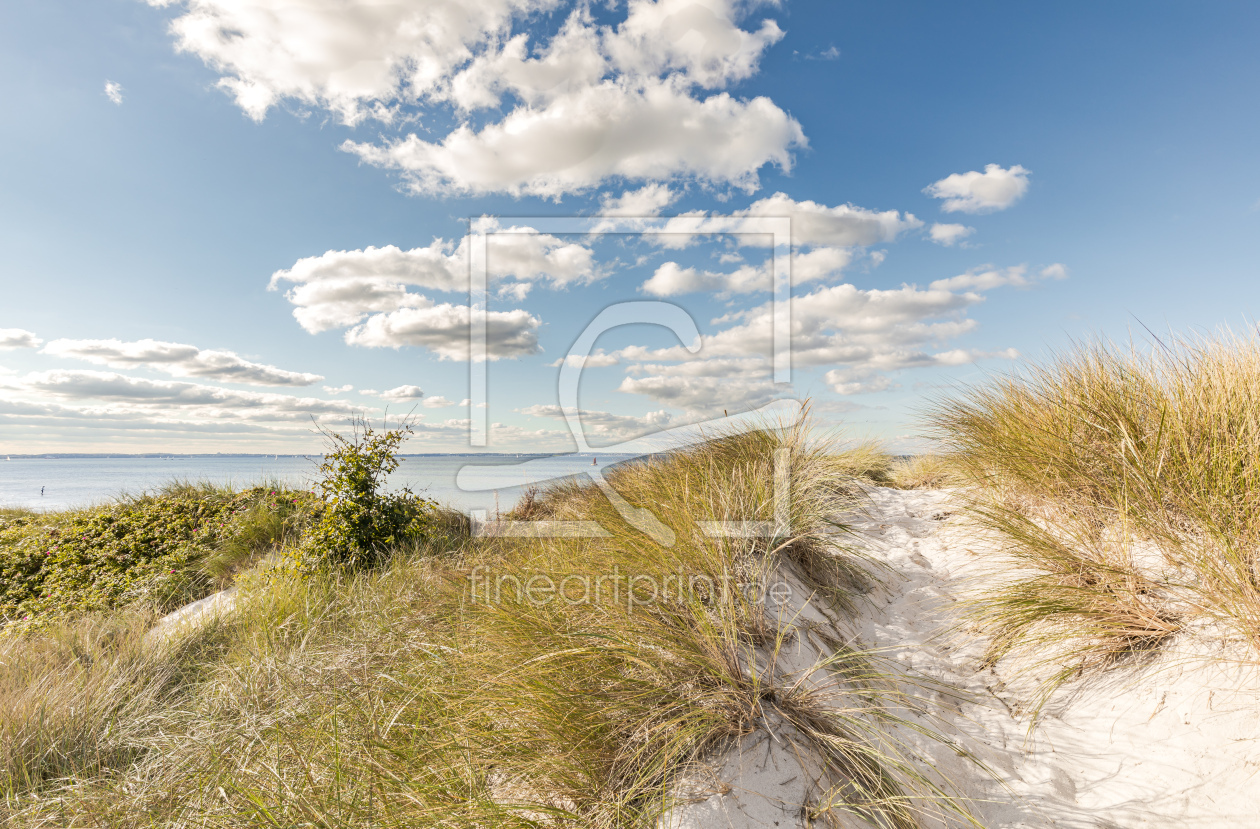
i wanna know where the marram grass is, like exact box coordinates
[886,455,961,490]
[931,328,1260,693]
[0,421,979,828]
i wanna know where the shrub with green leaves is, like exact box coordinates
[0,486,317,629]
[301,417,439,569]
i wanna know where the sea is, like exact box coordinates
[0,454,637,515]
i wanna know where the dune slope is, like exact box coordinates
[857,486,1260,828]
[665,486,1260,828]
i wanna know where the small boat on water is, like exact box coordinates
[592,457,597,466]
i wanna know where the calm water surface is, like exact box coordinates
[0,455,634,514]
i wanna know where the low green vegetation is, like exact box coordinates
[811,444,959,491]
[0,485,317,630]
[0,418,453,632]
[931,328,1260,693]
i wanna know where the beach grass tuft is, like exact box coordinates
[930,328,1260,692]
[885,455,961,490]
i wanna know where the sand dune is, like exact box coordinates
[665,487,1260,827]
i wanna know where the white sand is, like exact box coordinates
[664,487,1260,828]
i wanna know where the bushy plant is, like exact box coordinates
[301,416,439,569]
[0,486,316,630]
[201,484,319,579]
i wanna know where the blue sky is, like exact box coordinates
[1,0,1258,453]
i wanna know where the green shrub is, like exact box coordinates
[300,417,440,569]
[0,414,448,628]
[0,486,317,630]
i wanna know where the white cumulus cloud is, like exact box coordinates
[356,386,457,407]
[928,223,975,246]
[269,224,596,346]
[619,282,983,369]
[600,183,678,217]
[618,358,780,413]
[741,193,922,247]
[344,302,540,361]
[363,385,426,401]
[104,81,124,104]
[644,245,858,296]
[548,351,620,368]
[655,193,921,249]
[144,0,555,124]
[641,261,767,296]
[271,231,595,297]
[924,164,1030,214]
[1038,263,1069,281]
[611,275,1029,409]
[343,79,803,197]
[605,0,784,89]
[12,369,357,417]
[149,0,805,197]
[790,247,855,283]
[929,263,1067,292]
[442,9,606,111]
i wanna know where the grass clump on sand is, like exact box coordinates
[0,419,977,828]
[807,444,958,491]
[885,455,961,490]
[931,328,1260,690]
